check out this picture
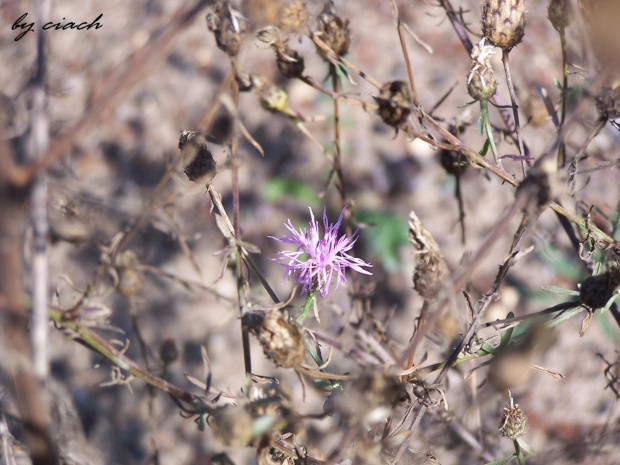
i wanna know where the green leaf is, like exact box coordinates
[499,313,515,349]
[553,78,562,90]
[355,210,409,272]
[484,455,516,465]
[540,285,580,296]
[516,438,536,456]
[479,137,491,157]
[601,290,620,314]
[477,110,485,135]
[262,177,319,209]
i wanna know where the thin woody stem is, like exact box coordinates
[502,49,527,176]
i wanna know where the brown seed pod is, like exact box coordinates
[206,4,247,57]
[242,308,305,368]
[548,0,574,30]
[467,38,497,102]
[373,80,412,129]
[279,0,309,34]
[315,4,350,58]
[579,266,620,309]
[482,0,527,50]
[178,130,217,184]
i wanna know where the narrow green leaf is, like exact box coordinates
[540,285,580,296]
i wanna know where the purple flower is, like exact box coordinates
[270,206,372,297]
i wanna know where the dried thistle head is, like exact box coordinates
[500,393,528,439]
[408,211,449,300]
[548,0,574,30]
[596,81,620,121]
[206,3,248,56]
[245,0,287,28]
[179,130,217,184]
[373,81,412,129]
[279,0,309,34]
[482,0,527,50]
[467,38,497,101]
[257,27,305,79]
[315,2,350,58]
[579,265,620,309]
[242,308,305,368]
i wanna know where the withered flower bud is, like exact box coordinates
[315,3,350,58]
[115,250,142,297]
[179,130,217,184]
[482,0,527,50]
[206,4,247,57]
[159,338,179,364]
[548,0,573,30]
[500,395,528,440]
[276,47,305,79]
[596,83,620,121]
[467,38,497,102]
[279,0,309,34]
[579,266,620,309]
[257,27,305,79]
[243,308,305,368]
[373,81,412,129]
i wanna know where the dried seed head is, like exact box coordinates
[245,0,287,28]
[408,211,449,300]
[159,338,179,364]
[482,0,527,50]
[579,266,620,309]
[179,130,217,184]
[373,81,412,129]
[440,124,469,176]
[276,47,305,79]
[257,27,305,79]
[243,308,305,368]
[207,4,247,57]
[467,38,497,101]
[315,3,350,58]
[279,0,309,34]
[548,0,574,30]
[115,250,142,297]
[596,83,620,121]
[500,394,528,439]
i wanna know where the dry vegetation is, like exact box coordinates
[1,0,620,464]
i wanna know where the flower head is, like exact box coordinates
[270,207,372,297]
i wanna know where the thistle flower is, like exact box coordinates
[270,207,372,298]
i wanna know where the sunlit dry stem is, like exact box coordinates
[49,308,212,411]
